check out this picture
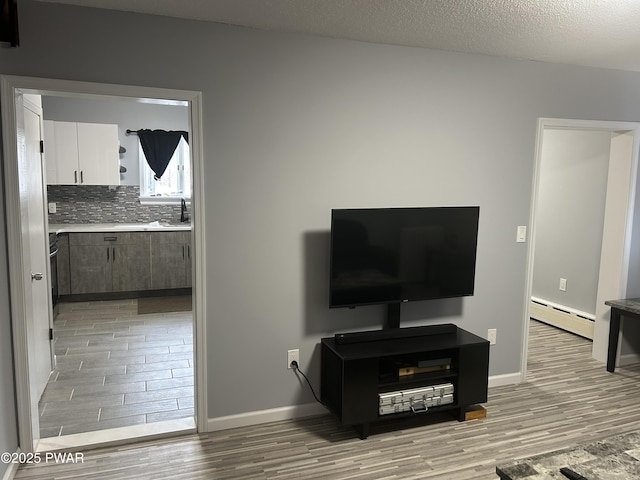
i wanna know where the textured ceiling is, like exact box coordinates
[35,0,640,71]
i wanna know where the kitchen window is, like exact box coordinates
[139,136,191,203]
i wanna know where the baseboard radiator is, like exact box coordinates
[530,296,595,340]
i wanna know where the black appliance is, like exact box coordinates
[49,233,59,318]
[329,206,480,328]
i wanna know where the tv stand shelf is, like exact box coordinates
[321,324,489,439]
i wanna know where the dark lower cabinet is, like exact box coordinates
[321,325,489,439]
[64,230,191,299]
[69,232,151,294]
[150,231,192,289]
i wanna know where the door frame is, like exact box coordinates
[522,117,640,379]
[1,75,208,451]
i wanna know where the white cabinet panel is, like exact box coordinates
[44,120,79,184]
[44,120,120,186]
[77,123,120,185]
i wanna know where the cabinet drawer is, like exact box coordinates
[70,232,151,245]
[150,231,191,245]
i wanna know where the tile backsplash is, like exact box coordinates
[47,185,188,225]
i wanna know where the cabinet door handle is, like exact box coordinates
[103,236,117,242]
[187,245,190,259]
[182,245,185,259]
[113,247,116,262]
[107,247,109,262]
[80,171,84,184]
[74,170,78,184]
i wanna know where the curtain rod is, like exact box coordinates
[126,129,188,134]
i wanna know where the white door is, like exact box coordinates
[18,94,54,443]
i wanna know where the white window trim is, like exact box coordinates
[139,196,191,205]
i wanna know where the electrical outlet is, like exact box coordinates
[559,278,567,292]
[287,349,299,369]
[48,202,57,214]
[488,328,497,345]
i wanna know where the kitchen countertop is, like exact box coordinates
[49,222,192,233]
[604,297,640,315]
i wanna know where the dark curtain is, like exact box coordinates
[137,130,189,180]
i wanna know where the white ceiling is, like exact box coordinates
[36,0,640,72]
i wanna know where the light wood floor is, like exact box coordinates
[15,320,640,479]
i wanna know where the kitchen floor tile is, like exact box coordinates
[61,414,147,436]
[39,298,193,438]
[100,398,178,421]
[124,386,194,405]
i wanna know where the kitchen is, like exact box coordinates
[40,93,195,441]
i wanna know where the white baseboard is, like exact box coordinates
[530,298,594,340]
[1,449,20,480]
[208,373,523,432]
[488,372,522,388]
[207,402,329,432]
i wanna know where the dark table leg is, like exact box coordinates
[607,308,621,373]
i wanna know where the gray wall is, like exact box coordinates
[532,129,611,314]
[42,96,189,185]
[2,1,640,423]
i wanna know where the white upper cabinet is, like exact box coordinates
[44,120,78,184]
[44,120,120,186]
[76,123,120,185]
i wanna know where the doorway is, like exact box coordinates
[1,75,207,453]
[530,127,613,339]
[522,118,640,379]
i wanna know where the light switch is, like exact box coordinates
[48,202,56,214]
[559,278,567,291]
[516,226,527,243]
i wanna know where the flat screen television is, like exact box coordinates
[0,0,19,47]
[329,206,480,329]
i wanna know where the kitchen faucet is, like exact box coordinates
[180,198,189,223]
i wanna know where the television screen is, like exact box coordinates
[329,206,480,308]
[0,0,19,46]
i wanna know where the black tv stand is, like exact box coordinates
[334,323,458,345]
[321,324,489,439]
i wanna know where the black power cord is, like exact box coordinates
[290,360,323,405]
